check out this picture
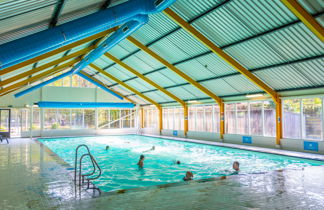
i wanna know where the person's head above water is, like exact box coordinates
[233,161,240,171]
[176,160,181,164]
[105,146,109,150]
[183,171,193,181]
[140,154,145,160]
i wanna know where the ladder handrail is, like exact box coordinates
[74,144,102,195]
[80,154,102,181]
[74,144,95,184]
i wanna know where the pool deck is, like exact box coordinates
[1,137,324,209]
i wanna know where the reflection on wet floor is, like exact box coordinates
[0,138,324,209]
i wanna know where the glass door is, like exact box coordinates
[0,109,10,138]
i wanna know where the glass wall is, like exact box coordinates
[49,74,95,88]
[225,101,276,137]
[162,107,185,130]
[41,108,135,130]
[143,108,158,128]
[98,109,135,129]
[283,97,323,140]
[188,105,220,133]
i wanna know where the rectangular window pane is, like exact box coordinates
[44,109,57,129]
[32,109,41,130]
[205,106,213,132]
[188,107,196,131]
[98,109,109,129]
[84,109,95,129]
[236,103,248,134]
[250,102,263,135]
[168,109,174,130]
[302,98,322,140]
[21,109,30,132]
[283,99,301,139]
[213,105,220,133]
[174,108,180,130]
[264,101,276,137]
[196,107,204,131]
[163,108,168,129]
[0,110,10,132]
[110,110,120,128]
[71,109,84,129]
[225,104,235,134]
[57,109,71,129]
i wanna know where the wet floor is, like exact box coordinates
[0,138,324,209]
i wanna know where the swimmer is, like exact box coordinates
[183,171,193,181]
[137,155,145,168]
[232,161,240,174]
[105,146,110,150]
[173,160,181,164]
[143,146,155,153]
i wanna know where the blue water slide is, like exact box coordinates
[0,0,176,70]
[37,101,135,108]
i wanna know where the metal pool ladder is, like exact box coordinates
[74,144,102,194]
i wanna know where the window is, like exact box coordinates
[49,74,95,88]
[163,108,168,129]
[196,106,204,131]
[188,107,196,131]
[98,109,109,129]
[225,101,276,137]
[264,101,276,137]
[168,108,174,130]
[302,98,322,140]
[57,109,71,129]
[110,110,120,128]
[32,108,41,130]
[225,104,236,134]
[84,109,95,129]
[0,110,10,132]
[144,108,158,128]
[204,106,213,132]
[283,99,302,139]
[71,109,84,129]
[236,103,248,135]
[250,102,262,135]
[44,109,57,129]
[213,105,220,133]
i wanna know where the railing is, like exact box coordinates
[74,144,102,194]
[98,111,135,129]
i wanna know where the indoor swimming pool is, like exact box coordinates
[38,135,324,192]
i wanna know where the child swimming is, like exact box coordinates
[183,171,193,181]
[137,154,145,168]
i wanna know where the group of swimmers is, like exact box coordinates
[136,146,240,182]
[106,145,240,181]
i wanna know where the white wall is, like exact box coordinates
[0,86,125,107]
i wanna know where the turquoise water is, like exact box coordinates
[39,135,323,192]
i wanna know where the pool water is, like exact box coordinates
[39,135,324,192]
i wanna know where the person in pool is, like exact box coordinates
[143,146,155,153]
[173,160,181,164]
[105,146,110,150]
[232,161,240,174]
[183,171,193,181]
[137,154,145,168]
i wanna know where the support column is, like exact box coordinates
[220,102,225,140]
[158,107,163,135]
[183,105,188,137]
[275,98,282,146]
[141,108,144,129]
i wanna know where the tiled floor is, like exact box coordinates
[1,138,324,210]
